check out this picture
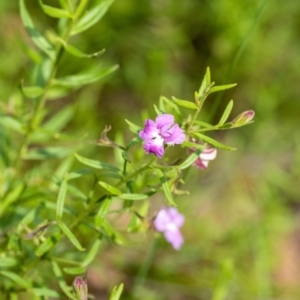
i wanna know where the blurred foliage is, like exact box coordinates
[0,0,300,299]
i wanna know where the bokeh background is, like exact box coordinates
[1,0,300,299]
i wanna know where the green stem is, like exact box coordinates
[133,238,160,291]
[13,20,74,170]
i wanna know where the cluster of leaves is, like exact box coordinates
[0,1,254,299]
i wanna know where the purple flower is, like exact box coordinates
[139,114,186,158]
[153,207,185,250]
[194,147,217,169]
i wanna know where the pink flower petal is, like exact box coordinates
[199,148,217,161]
[155,114,174,129]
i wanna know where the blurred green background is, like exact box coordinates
[1,0,300,299]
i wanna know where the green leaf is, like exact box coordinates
[43,105,74,131]
[192,132,236,151]
[155,169,177,206]
[0,114,23,133]
[178,148,202,170]
[205,66,211,86]
[218,100,233,125]
[35,232,61,257]
[63,266,86,275]
[125,119,142,133]
[52,261,78,300]
[32,288,60,298]
[193,120,214,128]
[56,37,105,58]
[154,104,163,115]
[19,0,55,59]
[198,67,210,98]
[1,183,25,215]
[82,239,102,266]
[19,80,44,98]
[95,199,111,227]
[23,147,74,160]
[0,270,31,289]
[67,169,93,180]
[75,153,120,173]
[56,177,67,221]
[119,193,148,200]
[208,83,237,94]
[57,220,85,251]
[0,257,18,268]
[53,65,119,87]
[39,0,73,18]
[171,96,197,110]
[71,0,115,35]
[98,181,121,195]
[160,96,180,114]
[181,141,206,150]
[109,283,124,300]
[212,259,234,300]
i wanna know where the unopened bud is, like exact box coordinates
[73,277,88,300]
[232,110,255,126]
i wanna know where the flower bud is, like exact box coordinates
[73,277,88,300]
[232,110,255,126]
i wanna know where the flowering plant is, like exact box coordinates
[0,0,255,299]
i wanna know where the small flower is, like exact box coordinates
[153,207,185,250]
[73,277,88,300]
[139,114,186,158]
[194,146,217,169]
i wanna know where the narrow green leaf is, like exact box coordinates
[32,288,60,298]
[98,181,121,195]
[208,83,237,94]
[155,169,177,206]
[57,220,85,251]
[154,104,163,115]
[82,239,102,266]
[71,0,115,35]
[19,80,44,98]
[125,119,142,133]
[75,153,120,173]
[0,270,31,289]
[95,199,111,227]
[198,68,208,98]
[67,169,93,180]
[179,148,202,170]
[19,0,55,59]
[63,266,86,275]
[56,37,105,58]
[119,193,148,200]
[44,105,74,131]
[0,257,18,268]
[212,259,234,300]
[0,114,23,133]
[56,177,67,221]
[181,141,206,150]
[24,147,73,160]
[193,120,214,128]
[172,96,197,110]
[1,183,25,215]
[160,96,180,114]
[218,100,234,125]
[74,0,88,19]
[39,0,73,18]
[52,261,78,300]
[193,132,236,151]
[35,232,61,257]
[109,283,124,300]
[205,66,211,86]
[53,65,119,87]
